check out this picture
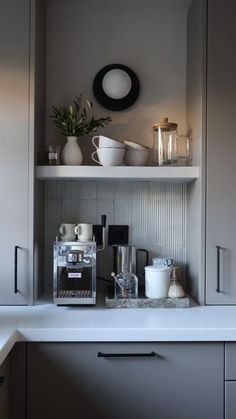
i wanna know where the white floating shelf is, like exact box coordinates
[36,165,199,181]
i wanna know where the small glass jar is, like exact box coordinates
[153,118,178,166]
[47,145,61,165]
[113,269,138,299]
[176,135,192,166]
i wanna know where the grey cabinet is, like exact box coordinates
[27,342,224,419]
[0,358,9,419]
[225,344,236,419]
[0,343,26,419]
[206,0,236,304]
[225,343,236,380]
[225,382,236,419]
[8,343,26,419]
[0,0,30,304]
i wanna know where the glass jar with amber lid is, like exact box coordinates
[153,117,178,166]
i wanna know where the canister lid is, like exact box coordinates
[144,265,171,272]
[153,117,178,132]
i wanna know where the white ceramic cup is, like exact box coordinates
[74,223,93,242]
[59,223,76,241]
[91,147,124,166]
[125,149,148,166]
[92,135,124,149]
[144,265,171,299]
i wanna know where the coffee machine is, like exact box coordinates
[53,241,97,305]
[53,216,106,306]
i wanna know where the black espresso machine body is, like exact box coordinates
[53,241,96,305]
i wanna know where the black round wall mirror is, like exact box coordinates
[93,64,140,111]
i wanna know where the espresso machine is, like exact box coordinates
[53,216,106,305]
[53,241,97,305]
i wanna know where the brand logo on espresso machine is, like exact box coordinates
[68,272,82,279]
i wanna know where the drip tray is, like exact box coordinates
[58,290,92,298]
[54,290,96,305]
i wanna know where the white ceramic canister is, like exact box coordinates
[144,265,171,299]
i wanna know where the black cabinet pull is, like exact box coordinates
[216,245,222,293]
[97,351,159,358]
[14,246,21,294]
[0,377,5,387]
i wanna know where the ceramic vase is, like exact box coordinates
[62,136,83,165]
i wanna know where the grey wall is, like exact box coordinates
[186,0,206,303]
[44,180,187,292]
[45,0,191,164]
[32,0,47,302]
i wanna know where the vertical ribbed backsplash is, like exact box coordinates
[44,180,187,291]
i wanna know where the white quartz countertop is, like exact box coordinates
[1,303,236,364]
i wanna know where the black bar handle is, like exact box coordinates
[14,246,21,294]
[101,215,106,228]
[216,245,221,293]
[97,351,159,358]
[0,377,5,387]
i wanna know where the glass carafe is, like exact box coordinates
[153,117,178,166]
[113,269,138,299]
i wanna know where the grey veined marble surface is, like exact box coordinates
[105,296,191,309]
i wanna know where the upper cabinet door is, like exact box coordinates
[206,0,236,304]
[0,0,30,304]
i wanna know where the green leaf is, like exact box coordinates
[50,94,111,137]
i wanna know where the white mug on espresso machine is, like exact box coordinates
[59,223,77,241]
[74,223,93,242]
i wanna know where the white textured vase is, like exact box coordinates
[62,136,83,165]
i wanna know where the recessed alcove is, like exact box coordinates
[34,0,204,303]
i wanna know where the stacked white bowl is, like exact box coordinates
[124,140,149,166]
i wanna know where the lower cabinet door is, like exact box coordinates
[225,382,236,419]
[9,343,26,419]
[0,358,9,419]
[0,343,26,419]
[27,342,224,419]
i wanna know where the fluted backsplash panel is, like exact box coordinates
[44,180,187,291]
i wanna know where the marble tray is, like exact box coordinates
[105,296,191,309]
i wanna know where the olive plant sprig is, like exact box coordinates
[50,95,111,137]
